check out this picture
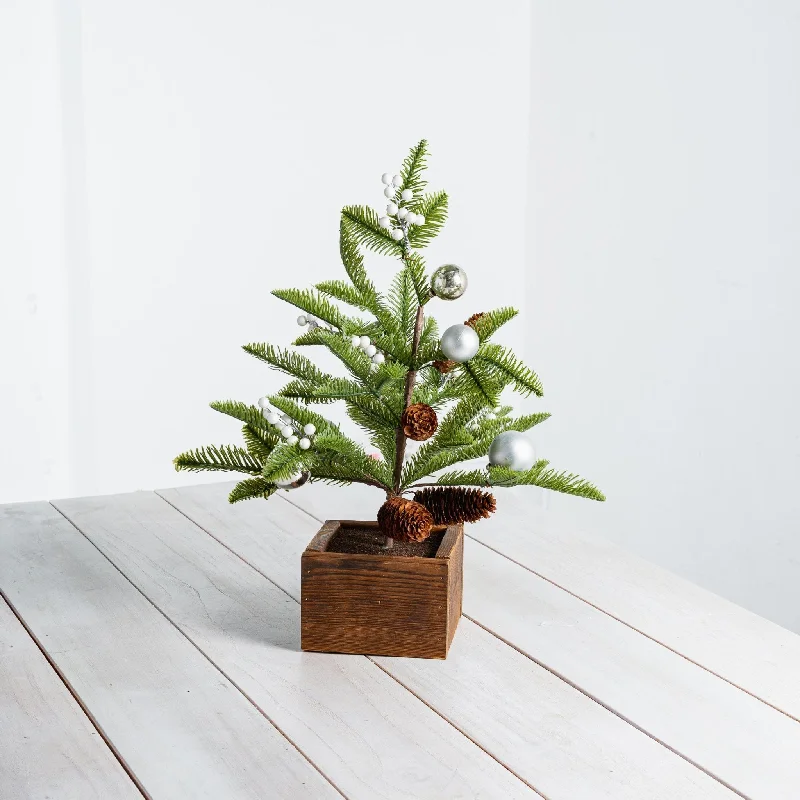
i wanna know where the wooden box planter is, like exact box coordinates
[301,520,463,659]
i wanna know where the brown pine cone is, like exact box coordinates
[377,496,434,542]
[433,359,457,374]
[401,403,438,441]
[413,487,497,525]
[464,312,485,329]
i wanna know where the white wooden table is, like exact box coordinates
[3,483,800,799]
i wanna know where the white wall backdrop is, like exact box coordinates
[527,1,800,631]
[3,1,800,633]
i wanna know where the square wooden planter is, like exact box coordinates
[301,520,463,659]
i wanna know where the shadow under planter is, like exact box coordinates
[301,520,463,659]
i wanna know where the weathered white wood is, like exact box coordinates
[280,482,800,798]
[281,482,800,723]
[469,490,800,721]
[0,597,140,800]
[55,491,537,800]
[0,501,339,800]
[158,482,737,800]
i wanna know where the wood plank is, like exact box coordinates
[469,490,800,721]
[0,501,340,800]
[275,482,800,800]
[54,491,536,800]
[158,482,737,800]
[0,596,140,800]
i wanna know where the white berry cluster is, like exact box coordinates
[296,314,325,331]
[257,397,315,449]
[378,173,425,242]
[349,333,385,365]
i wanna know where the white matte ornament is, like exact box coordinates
[372,352,385,365]
[365,344,377,357]
[378,216,391,229]
[391,228,404,241]
[296,315,307,326]
[303,423,316,435]
[359,335,371,348]
[440,324,480,362]
[298,437,311,450]
[350,334,360,347]
[392,174,403,187]
[383,186,394,198]
[397,207,409,220]
[489,430,536,471]
[431,264,468,300]
[281,426,294,438]
[286,435,298,445]
[266,412,280,424]
[258,397,269,409]
[401,189,413,201]
[381,173,392,185]
[386,202,398,215]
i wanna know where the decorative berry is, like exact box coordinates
[401,188,413,201]
[386,202,398,215]
[416,215,425,225]
[298,437,311,450]
[365,344,377,357]
[280,426,294,438]
[350,334,360,347]
[257,397,270,409]
[378,216,391,229]
[303,423,316,435]
[296,315,307,326]
[397,207,409,220]
[383,186,394,198]
[392,174,403,187]
[381,172,392,185]
[391,228,404,241]
[266,412,280,424]
[372,352,385,365]
[286,435,298,445]
[359,335,371,348]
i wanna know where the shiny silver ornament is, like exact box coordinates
[430,264,468,300]
[440,323,480,362]
[488,431,536,471]
[276,471,310,491]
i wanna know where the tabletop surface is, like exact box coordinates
[2,482,800,800]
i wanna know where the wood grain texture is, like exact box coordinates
[158,482,738,800]
[468,490,800,721]
[0,501,339,800]
[56,491,536,800]
[0,597,140,800]
[302,520,461,658]
[277,482,800,799]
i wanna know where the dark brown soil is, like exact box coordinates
[327,526,445,558]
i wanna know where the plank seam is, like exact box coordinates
[49,503,349,800]
[464,534,800,725]
[463,613,748,800]
[155,489,546,800]
[0,588,152,800]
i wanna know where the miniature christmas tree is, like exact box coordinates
[174,141,604,546]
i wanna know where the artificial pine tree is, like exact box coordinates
[174,140,604,547]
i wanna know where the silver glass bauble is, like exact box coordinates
[431,264,468,300]
[276,471,310,491]
[440,324,480,362]
[488,431,536,471]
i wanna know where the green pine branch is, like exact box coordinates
[241,424,275,461]
[407,191,448,249]
[431,469,491,487]
[388,268,418,343]
[341,205,404,257]
[405,253,431,307]
[209,400,278,438]
[474,343,544,397]
[397,139,429,201]
[471,307,519,342]
[271,288,358,333]
[229,477,278,503]
[173,444,262,475]
[241,343,329,384]
[488,463,606,500]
